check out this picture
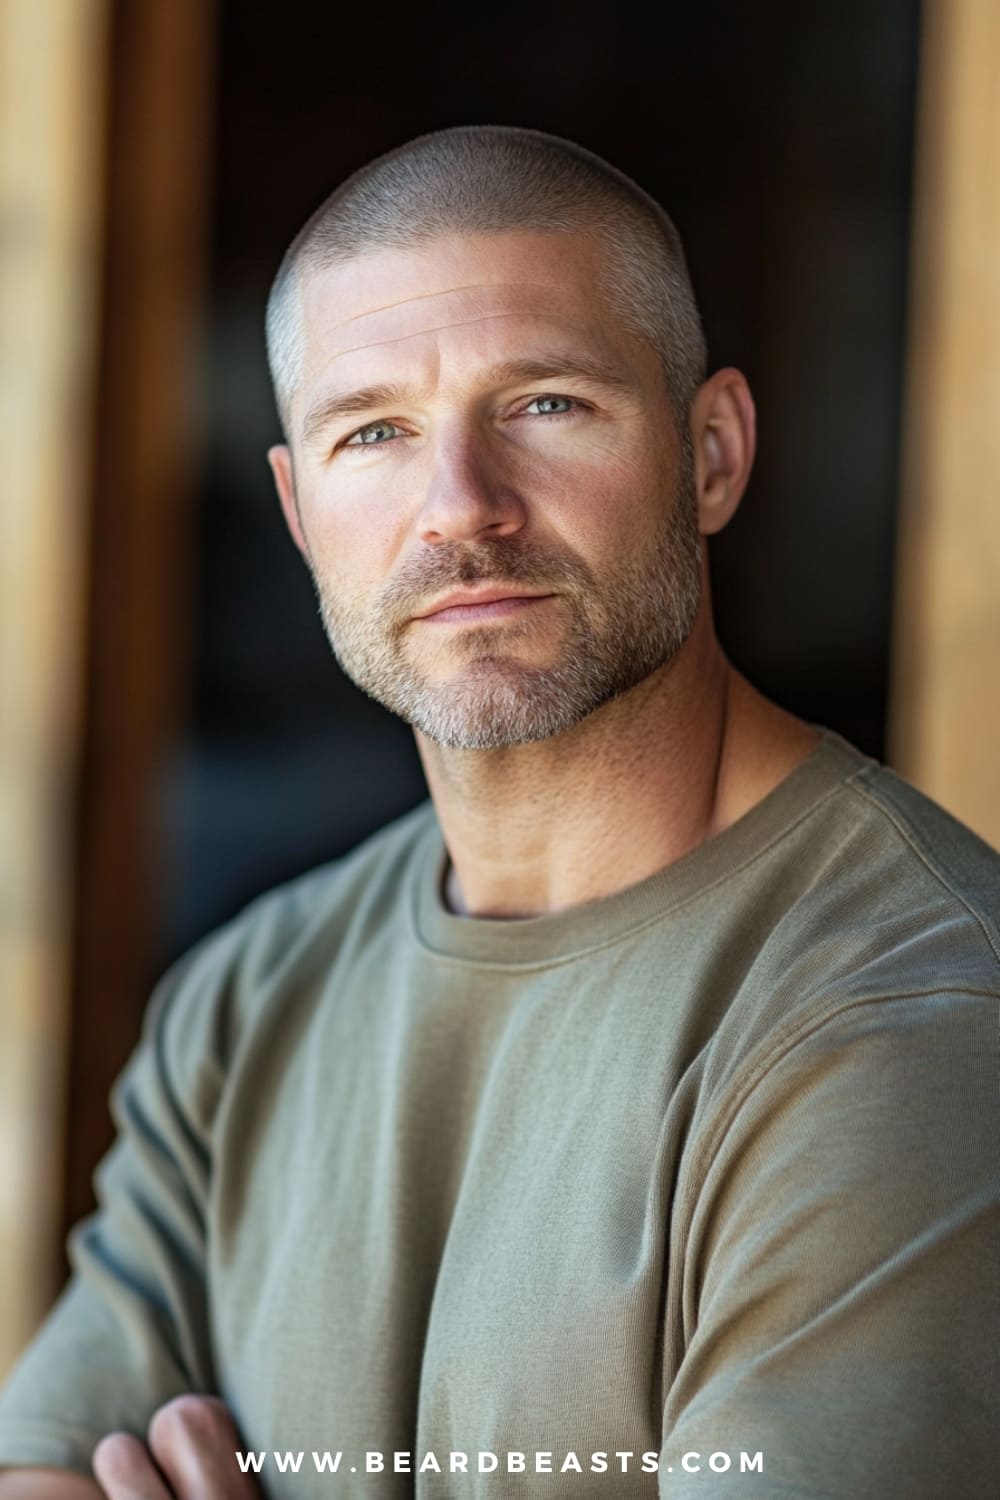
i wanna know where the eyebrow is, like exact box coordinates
[299,353,637,448]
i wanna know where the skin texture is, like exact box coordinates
[0,1472,103,1498]
[276,238,706,758]
[0,1396,259,1497]
[90,1397,259,1498]
[269,229,821,917]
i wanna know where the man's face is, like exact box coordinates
[271,230,703,750]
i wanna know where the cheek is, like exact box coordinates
[522,443,661,553]
[302,484,403,593]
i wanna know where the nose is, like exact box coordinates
[414,421,527,545]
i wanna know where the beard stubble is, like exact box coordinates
[310,443,703,750]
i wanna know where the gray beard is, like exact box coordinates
[311,455,702,751]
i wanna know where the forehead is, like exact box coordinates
[294,230,636,398]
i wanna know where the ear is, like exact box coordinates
[268,444,309,558]
[688,368,757,537]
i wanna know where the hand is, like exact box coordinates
[92,1395,261,1498]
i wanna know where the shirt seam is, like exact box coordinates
[686,985,999,1209]
[846,774,1000,966]
[407,776,862,973]
[0,1417,103,1446]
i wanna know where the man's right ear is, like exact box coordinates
[268,444,309,558]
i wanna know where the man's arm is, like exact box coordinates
[661,989,998,1496]
[0,1396,260,1499]
[0,1471,103,1497]
[0,908,254,1474]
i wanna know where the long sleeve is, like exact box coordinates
[0,919,244,1480]
[660,990,999,1498]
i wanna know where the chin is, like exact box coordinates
[402,675,604,751]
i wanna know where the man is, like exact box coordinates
[0,125,996,1498]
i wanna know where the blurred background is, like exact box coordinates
[1,0,997,1378]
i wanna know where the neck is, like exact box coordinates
[414,610,821,920]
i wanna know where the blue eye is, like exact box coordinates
[345,420,402,446]
[525,395,576,416]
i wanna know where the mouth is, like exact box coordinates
[413,590,556,624]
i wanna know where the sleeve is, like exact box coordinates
[659,990,1000,1499]
[0,917,247,1480]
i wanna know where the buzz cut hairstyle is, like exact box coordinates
[265,124,709,440]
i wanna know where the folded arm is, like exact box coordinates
[0,1394,260,1498]
[659,990,998,1497]
[0,1472,103,1498]
[0,915,252,1478]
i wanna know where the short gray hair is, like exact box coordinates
[266,124,708,439]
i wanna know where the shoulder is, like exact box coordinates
[767,735,999,1009]
[843,758,1000,965]
[141,798,439,1117]
[231,794,439,966]
[680,757,999,1270]
[813,753,999,1004]
[695,732,999,1114]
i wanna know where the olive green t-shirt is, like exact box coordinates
[0,726,997,1497]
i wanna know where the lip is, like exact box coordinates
[414,588,555,622]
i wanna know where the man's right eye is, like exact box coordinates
[344,420,404,447]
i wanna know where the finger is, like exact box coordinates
[92,1431,173,1499]
[148,1394,259,1497]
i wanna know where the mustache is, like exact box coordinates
[376,539,596,624]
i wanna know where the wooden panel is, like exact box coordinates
[62,0,215,1250]
[0,0,108,1376]
[888,0,1000,845]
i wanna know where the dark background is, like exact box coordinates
[155,0,922,975]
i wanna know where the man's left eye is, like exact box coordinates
[344,420,403,446]
[524,395,576,416]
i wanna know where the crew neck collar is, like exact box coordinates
[408,725,875,969]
